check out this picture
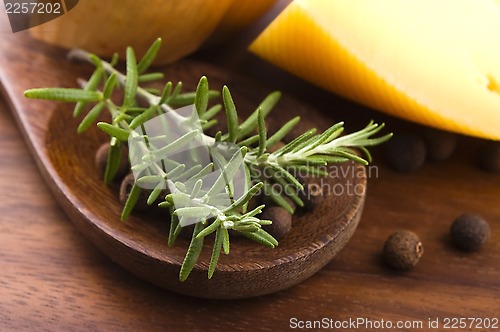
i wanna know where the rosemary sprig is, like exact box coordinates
[24,38,392,281]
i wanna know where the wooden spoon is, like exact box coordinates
[0,30,366,299]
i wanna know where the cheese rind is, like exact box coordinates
[249,0,500,140]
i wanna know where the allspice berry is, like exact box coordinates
[385,133,426,172]
[477,141,500,172]
[421,128,457,162]
[383,230,424,271]
[119,173,149,211]
[450,214,490,252]
[261,206,292,241]
[95,142,129,180]
[296,176,322,212]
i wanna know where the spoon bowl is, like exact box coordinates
[0,31,366,299]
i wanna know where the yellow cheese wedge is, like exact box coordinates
[249,0,500,140]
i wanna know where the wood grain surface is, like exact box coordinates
[1,1,499,330]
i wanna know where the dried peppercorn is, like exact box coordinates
[385,133,426,172]
[261,206,292,241]
[296,176,322,212]
[383,230,424,270]
[477,141,500,172]
[450,214,490,252]
[421,128,457,162]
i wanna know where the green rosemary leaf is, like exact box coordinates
[158,201,171,208]
[110,53,120,67]
[301,122,345,152]
[196,218,221,239]
[263,182,294,214]
[194,76,209,116]
[237,134,260,147]
[73,68,103,117]
[159,81,173,105]
[241,204,265,219]
[147,182,165,205]
[233,224,260,232]
[152,130,199,160]
[138,72,164,83]
[256,228,279,246]
[136,175,162,185]
[258,219,273,226]
[200,104,222,121]
[238,91,281,139]
[208,227,223,279]
[269,169,304,208]
[88,53,102,67]
[276,128,317,156]
[129,105,158,129]
[178,166,204,184]
[97,122,130,141]
[123,47,138,107]
[137,38,162,74]
[241,229,276,248]
[102,73,118,100]
[190,179,203,199]
[307,155,350,164]
[271,165,303,191]
[222,85,238,143]
[357,146,372,163]
[266,116,300,148]
[223,182,263,212]
[168,82,183,102]
[201,119,217,131]
[144,87,161,95]
[290,133,322,154]
[187,162,214,182]
[175,206,213,219]
[103,142,122,184]
[221,227,230,254]
[284,158,327,166]
[242,164,252,213]
[206,147,246,197]
[291,165,329,177]
[166,164,186,179]
[332,149,369,165]
[77,101,105,133]
[24,88,102,102]
[179,222,205,282]
[121,182,142,221]
[257,108,267,157]
[168,212,180,246]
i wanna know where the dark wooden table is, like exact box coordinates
[1,1,499,331]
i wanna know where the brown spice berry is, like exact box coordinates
[95,142,129,180]
[450,214,490,252]
[261,206,292,241]
[477,141,500,172]
[383,230,424,271]
[297,177,322,212]
[385,133,426,172]
[421,128,457,162]
[119,173,149,211]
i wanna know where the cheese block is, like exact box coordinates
[249,0,500,140]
